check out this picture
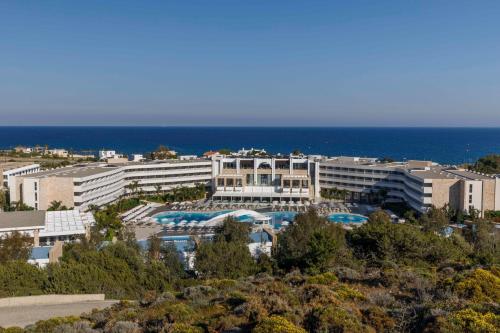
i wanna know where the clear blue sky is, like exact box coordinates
[1,1,499,126]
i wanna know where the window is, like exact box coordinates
[469,184,473,193]
[246,174,254,185]
[217,178,224,187]
[34,193,37,201]
[469,194,473,204]
[283,180,291,188]
[34,182,37,190]
[226,178,234,186]
[236,179,242,186]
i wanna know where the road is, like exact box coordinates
[0,300,118,328]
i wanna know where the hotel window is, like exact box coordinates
[217,178,225,187]
[469,195,473,204]
[469,184,473,193]
[274,174,282,186]
[283,180,291,188]
[226,178,234,186]
[292,180,300,188]
[246,174,254,185]
[34,182,37,190]
[35,193,37,201]
[302,180,309,188]
[259,174,271,185]
[236,179,242,187]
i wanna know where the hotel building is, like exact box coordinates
[211,156,320,202]
[319,157,500,215]
[1,162,40,188]
[10,159,212,211]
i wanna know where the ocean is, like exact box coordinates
[0,127,498,164]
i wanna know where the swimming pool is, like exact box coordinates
[328,213,368,224]
[155,210,231,224]
[154,210,368,227]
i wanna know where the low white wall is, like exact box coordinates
[0,294,105,308]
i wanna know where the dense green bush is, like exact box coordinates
[276,209,349,273]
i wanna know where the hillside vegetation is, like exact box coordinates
[0,208,498,332]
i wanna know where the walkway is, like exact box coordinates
[0,300,118,328]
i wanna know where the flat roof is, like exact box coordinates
[0,211,46,229]
[444,169,494,180]
[22,164,119,179]
[41,210,93,237]
[0,162,39,171]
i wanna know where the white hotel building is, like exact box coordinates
[10,159,212,211]
[319,157,500,215]
[211,156,320,202]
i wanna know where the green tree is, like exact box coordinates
[471,219,499,265]
[47,200,68,211]
[194,217,255,278]
[161,242,186,278]
[218,148,231,155]
[276,209,348,273]
[348,217,464,266]
[0,231,33,264]
[214,216,250,243]
[419,206,449,232]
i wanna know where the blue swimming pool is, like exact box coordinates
[153,210,367,227]
[155,210,231,224]
[328,213,368,224]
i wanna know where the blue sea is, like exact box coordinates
[0,127,498,164]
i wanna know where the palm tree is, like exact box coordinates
[125,181,139,197]
[154,184,162,197]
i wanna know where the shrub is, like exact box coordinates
[0,261,47,297]
[362,307,395,332]
[446,308,499,333]
[253,316,306,333]
[28,316,81,333]
[454,268,500,303]
[306,272,338,285]
[305,305,365,333]
[170,323,203,333]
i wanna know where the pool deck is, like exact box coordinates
[133,223,164,240]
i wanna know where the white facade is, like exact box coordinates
[11,159,212,211]
[318,157,499,215]
[99,150,119,160]
[123,160,212,193]
[211,156,320,202]
[2,163,40,188]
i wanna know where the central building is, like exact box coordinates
[211,156,320,203]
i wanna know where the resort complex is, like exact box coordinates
[6,152,499,217]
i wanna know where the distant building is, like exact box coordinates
[131,154,145,162]
[237,147,267,156]
[14,146,33,153]
[203,150,220,158]
[99,150,119,160]
[179,155,198,160]
[46,149,69,158]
